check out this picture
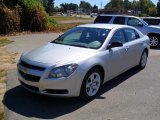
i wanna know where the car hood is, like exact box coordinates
[22,43,95,65]
[148,25,160,31]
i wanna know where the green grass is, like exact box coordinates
[0,37,13,47]
[51,16,92,22]
[47,22,83,32]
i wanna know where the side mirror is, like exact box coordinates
[138,22,143,27]
[107,41,123,49]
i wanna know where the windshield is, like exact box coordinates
[51,27,110,49]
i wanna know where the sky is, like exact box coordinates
[54,0,159,9]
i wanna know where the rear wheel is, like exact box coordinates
[138,50,148,69]
[149,35,159,48]
[80,68,102,100]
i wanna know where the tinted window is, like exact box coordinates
[124,28,139,41]
[143,18,160,25]
[94,16,112,23]
[52,27,110,49]
[110,30,126,43]
[127,17,143,26]
[113,17,125,24]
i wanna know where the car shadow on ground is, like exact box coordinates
[3,67,141,119]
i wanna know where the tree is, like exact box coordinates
[40,0,54,15]
[68,3,78,11]
[148,7,157,16]
[92,5,98,13]
[104,0,156,16]
[60,3,78,13]
[79,1,92,12]
[110,0,123,9]
[104,0,123,12]
[139,0,144,14]
[123,0,131,10]
[157,0,160,16]
[46,0,54,15]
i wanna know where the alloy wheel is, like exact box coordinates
[86,72,101,97]
[141,51,147,68]
[150,36,159,47]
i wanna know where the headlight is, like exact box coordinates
[48,64,78,78]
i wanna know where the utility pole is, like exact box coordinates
[101,2,102,9]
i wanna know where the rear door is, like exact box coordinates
[123,28,142,68]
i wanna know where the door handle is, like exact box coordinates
[125,46,129,51]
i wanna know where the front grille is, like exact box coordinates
[43,89,69,94]
[20,60,45,71]
[19,70,40,82]
[20,81,39,92]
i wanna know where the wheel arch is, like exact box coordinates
[85,65,105,84]
[143,48,149,56]
[147,33,160,38]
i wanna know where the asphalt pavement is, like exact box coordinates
[3,33,160,120]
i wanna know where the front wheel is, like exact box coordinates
[80,68,102,100]
[149,36,159,48]
[138,50,148,69]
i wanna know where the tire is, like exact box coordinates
[80,68,102,100]
[149,35,159,48]
[138,50,148,69]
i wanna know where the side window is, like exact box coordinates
[144,19,160,25]
[94,16,112,23]
[124,28,139,42]
[113,17,125,25]
[110,30,126,44]
[127,17,143,27]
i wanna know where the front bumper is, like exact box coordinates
[17,64,85,97]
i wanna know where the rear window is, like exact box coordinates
[94,16,112,23]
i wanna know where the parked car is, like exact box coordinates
[94,14,160,48]
[141,17,160,26]
[90,13,98,17]
[17,24,149,100]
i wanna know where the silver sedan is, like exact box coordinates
[17,24,150,100]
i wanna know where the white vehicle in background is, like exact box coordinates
[90,13,98,17]
[94,14,160,48]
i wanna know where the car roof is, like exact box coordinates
[98,14,140,19]
[141,17,160,19]
[78,24,129,29]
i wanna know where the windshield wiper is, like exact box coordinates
[51,41,69,45]
[69,44,90,48]
[52,41,92,49]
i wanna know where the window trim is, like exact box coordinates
[123,28,140,43]
[109,29,127,44]
[127,17,143,27]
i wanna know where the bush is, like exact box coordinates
[0,0,57,33]
[0,5,21,34]
[19,0,48,31]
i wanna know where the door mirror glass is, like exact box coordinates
[138,22,143,27]
[107,41,123,49]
